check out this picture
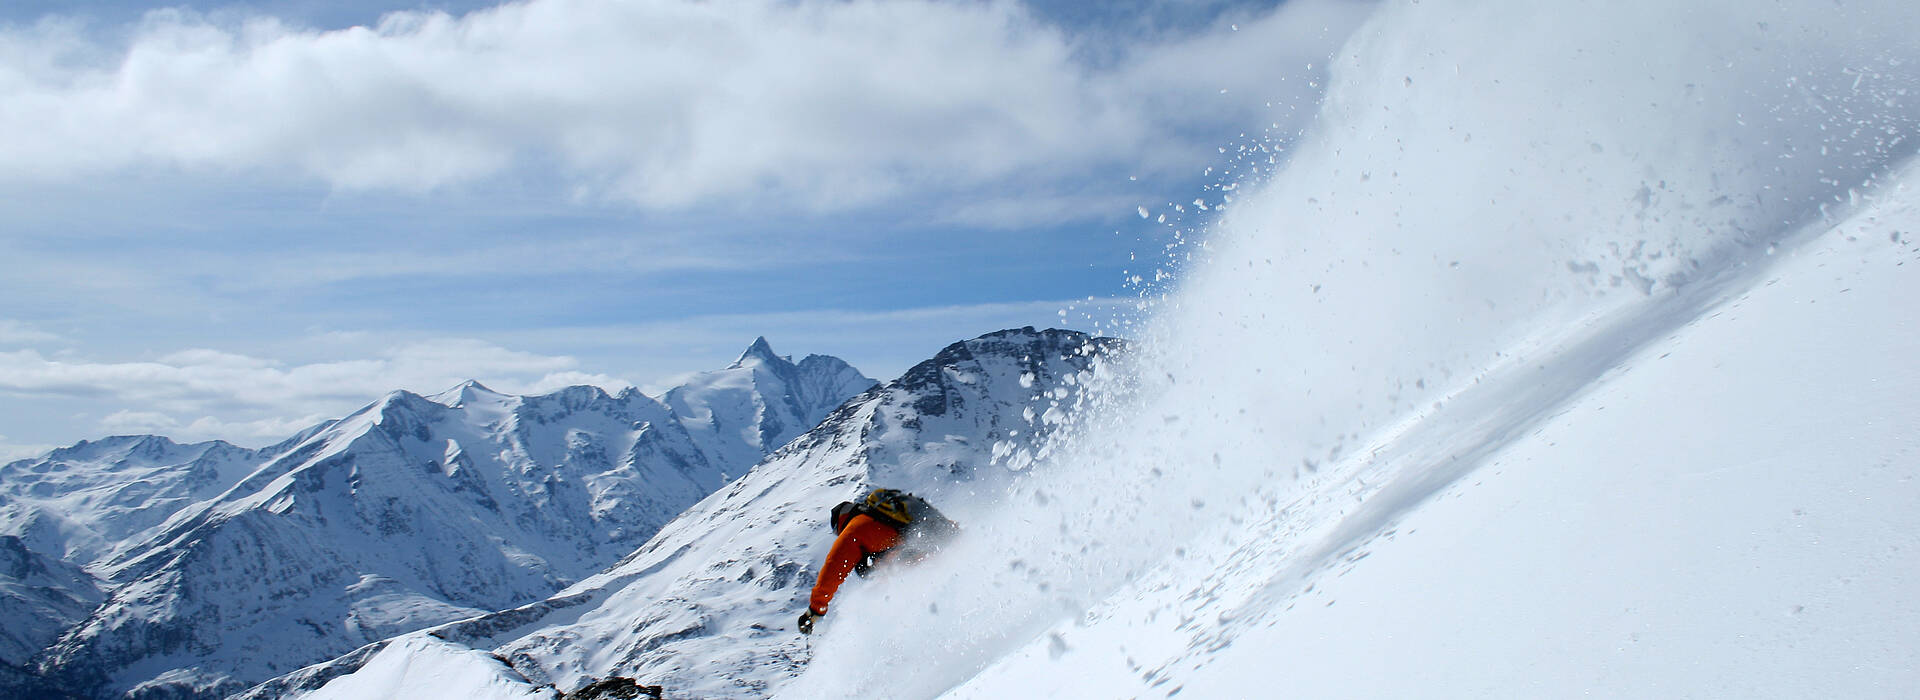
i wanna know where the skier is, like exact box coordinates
[797,488,959,634]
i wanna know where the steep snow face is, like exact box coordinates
[0,435,278,567]
[947,165,1920,700]
[26,339,870,700]
[666,337,876,476]
[259,328,1118,700]
[0,535,106,667]
[281,636,549,700]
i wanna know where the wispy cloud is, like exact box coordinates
[0,320,62,345]
[0,436,59,463]
[0,0,1364,215]
[0,339,634,444]
[98,409,183,434]
[225,230,841,289]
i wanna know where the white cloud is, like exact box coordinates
[156,348,279,368]
[222,231,827,290]
[512,370,636,397]
[180,413,335,442]
[0,338,637,444]
[0,437,59,463]
[99,409,181,434]
[0,0,1366,214]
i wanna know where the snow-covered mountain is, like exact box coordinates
[0,339,872,700]
[239,327,1122,700]
[665,337,875,477]
[0,435,295,569]
[0,535,105,670]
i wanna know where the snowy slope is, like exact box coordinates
[244,328,1120,700]
[0,535,105,667]
[0,435,292,568]
[0,434,326,699]
[0,436,277,676]
[945,162,1920,700]
[9,340,871,699]
[665,337,874,477]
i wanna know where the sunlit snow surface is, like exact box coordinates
[941,167,1920,699]
[292,635,549,700]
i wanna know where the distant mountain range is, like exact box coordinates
[0,337,876,700]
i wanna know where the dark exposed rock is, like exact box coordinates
[561,676,663,700]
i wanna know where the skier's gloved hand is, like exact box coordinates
[797,609,824,635]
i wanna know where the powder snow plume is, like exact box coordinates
[778,1,1918,698]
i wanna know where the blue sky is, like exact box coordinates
[0,0,1368,458]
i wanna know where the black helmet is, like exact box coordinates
[830,501,860,534]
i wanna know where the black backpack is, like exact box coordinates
[827,488,959,575]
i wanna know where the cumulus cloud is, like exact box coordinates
[0,0,1364,213]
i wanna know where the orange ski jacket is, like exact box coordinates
[808,513,900,615]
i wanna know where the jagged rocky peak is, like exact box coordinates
[731,335,786,368]
[666,338,878,469]
[961,325,1114,360]
[361,390,451,444]
[897,327,1122,395]
[730,336,866,384]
